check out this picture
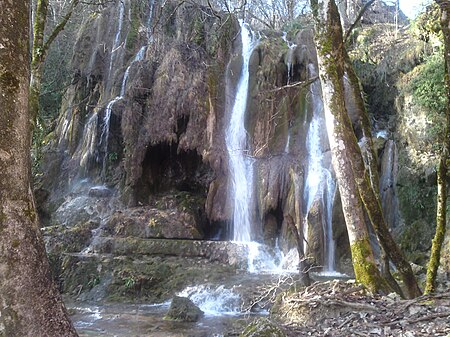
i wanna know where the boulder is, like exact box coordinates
[165,296,203,322]
[240,318,286,337]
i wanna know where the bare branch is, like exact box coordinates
[343,0,376,43]
[259,76,319,95]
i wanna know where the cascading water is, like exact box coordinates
[80,113,99,170]
[282,32,297,153]
[226,21,283,273]
[282,32,297,85]
[79,1,125,173]
[98,0,154,179]
[99,48,147,178]
[379,138,400,229]
[107,1,125,86]
[303,64,337,273]
[225,20,258,243]
[177,285,241,316]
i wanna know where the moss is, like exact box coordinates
[125,1,141,51]
[207,14,236,59]
[240,318,286,337]
[0,67,20,95]
[190,15,205,46]
[350,238,389,293]
[162,2,177,37]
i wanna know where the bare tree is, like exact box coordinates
[310,0,390,294]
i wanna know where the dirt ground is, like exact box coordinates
[274,280,449,337]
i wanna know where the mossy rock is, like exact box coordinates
[240,318,286,337]
[165,296,203,322]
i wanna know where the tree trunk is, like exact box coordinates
[30,0,79,125]
[425,0,450,294]
[0,1,78,335]
[343,51,421,299]
[30,0,49,125]
[310,0,389,294]
[285,215,311,286]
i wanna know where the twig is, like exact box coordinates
[259,76,319,95]
[407,311,450,323]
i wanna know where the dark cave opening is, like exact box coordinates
[139,142,211,196]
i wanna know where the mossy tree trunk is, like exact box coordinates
[0,1,78,335]
[425,0,450,294]
[343,51,421,298]
[31,0,79,125]
[310,0,389,294]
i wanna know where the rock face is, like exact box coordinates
[166,296,203,322]
[39,0,353,275]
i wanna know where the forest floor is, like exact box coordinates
[272,280,450,337]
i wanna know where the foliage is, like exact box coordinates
[125,0,145,51]
[123,275,136,289]
[88,275,100,288]
[397,173,436,226]
[402,53,447,144]
[411,2,442,42]
[108,151,118,162]
[407,54,446,114]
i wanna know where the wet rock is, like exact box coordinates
[60,249,239,303]
[104,205,204,240]
[88,186,113,198]
[43,220,99,255]
[306,199,325,266]
[165,296,203,322]
[240,318,286,337]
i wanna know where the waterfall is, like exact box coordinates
[282,32,297,85]
[380,138,400,229]
[225,20,258,243]
[80,113,99,170]
[282,32,296,154]
[146,0,155,40]
[107,1,125,85]
[99,0,153,179]
[324,169,337,272]
[303,64,337,272]
[99,47,147,179]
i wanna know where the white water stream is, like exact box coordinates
[303,65,337,273]
[225,20,258,244]
[177,285,241,316]
[98,0,154,178]
[107,1,125,85]
[282,32,297,85]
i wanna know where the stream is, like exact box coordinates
[68,272,296,336]
[70,301,252,337]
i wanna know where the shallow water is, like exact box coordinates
[70,300,255,337]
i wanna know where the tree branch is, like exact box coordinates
[42,0,80,62]
[259,76,319,95]
[343,0,376,43]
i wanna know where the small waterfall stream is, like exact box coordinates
[303,65,337,273]
[107,1,125,86]
[99,48,147,179]
[98,0,154,179]
[282,32,297,154]
[282,32,297,85]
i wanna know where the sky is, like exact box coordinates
[399,0,432,19]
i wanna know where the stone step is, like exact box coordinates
[88,237,248,266]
